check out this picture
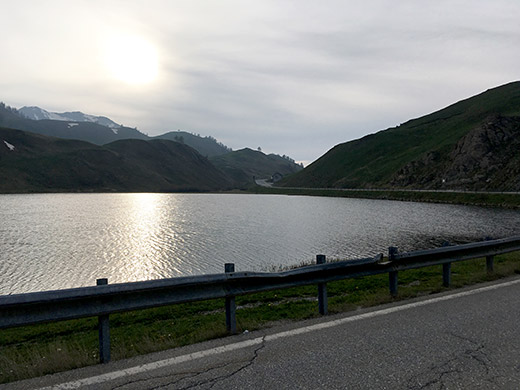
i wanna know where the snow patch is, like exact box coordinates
[47,112,64,121]
[3,140,15,151]
[68,123,79,128]
[19,106,123,130]
[83,114,97,122]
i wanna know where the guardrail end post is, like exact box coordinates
[96,278,111,364]
[388,247,399,297]
[224,263,237,334]
[317,255,328,315]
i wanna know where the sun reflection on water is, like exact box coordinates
[3,193,520,294]
[111,193,177,283]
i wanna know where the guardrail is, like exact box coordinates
[1,236,520,364]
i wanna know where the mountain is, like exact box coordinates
[281,81,520,191]
[209,148,303,187]
[21,120,149,145]
[1,104,233,157]
[18,106,121,129]
[0,103,149,145]
[0,126,232,193]
[1,103,304,189]
[154,131,231,157]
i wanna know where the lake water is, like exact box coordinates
[1,193,520,295]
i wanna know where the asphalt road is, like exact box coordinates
[5,277,520,390]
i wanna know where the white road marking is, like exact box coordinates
[39,278,520,389]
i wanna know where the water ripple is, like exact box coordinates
[1,193,520,294]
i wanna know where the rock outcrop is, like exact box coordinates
[391,115,520,191]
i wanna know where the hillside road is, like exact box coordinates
[5,277,520,389]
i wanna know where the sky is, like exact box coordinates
[1,1,519,165]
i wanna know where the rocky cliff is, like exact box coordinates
[390,115,520,190]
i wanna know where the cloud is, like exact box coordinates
[1,0,519,162]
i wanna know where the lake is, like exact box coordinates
[1,193,520,295]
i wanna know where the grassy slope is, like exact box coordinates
[154,131,231,157]
[210,148,303,185]
[0,127,232,192]
[105,139,233,191]
[282,81,520,188]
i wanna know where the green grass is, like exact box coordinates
[281,81,520,189]
[1,252,520,384]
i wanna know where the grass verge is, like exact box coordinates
[1,252,520,383]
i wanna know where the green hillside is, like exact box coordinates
[0,104,232,156]
[0,127,232,193]
[154,131,231,157]
[210,148,303,187]
[281,81,520,190]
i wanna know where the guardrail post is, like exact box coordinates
[388,247,399,297]
[317,255,328,315]
[442,263,452,287]
[484,237,494,274]
[225,263,237,334]
[486,256,494,274]
[96,278,110,364]
[442,242,451,287]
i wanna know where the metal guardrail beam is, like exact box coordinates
[392,236,520,266]
[0,256,383,329]
[2,236,520,330]
[1,236,520,363]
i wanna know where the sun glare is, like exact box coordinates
[104,34,159,85]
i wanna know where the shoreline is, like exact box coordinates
[248,186,520,209]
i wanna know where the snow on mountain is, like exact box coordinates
[18,106,55,120]
[3,140,15,151]
[19,106,121,132]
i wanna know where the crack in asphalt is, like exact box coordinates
[205,338,266,390]
[109,336,266,390]
[447,332,491,375]
[408,331,493,390]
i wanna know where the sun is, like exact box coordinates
[104,34,159,85]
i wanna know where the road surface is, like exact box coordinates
[5,277,520,389]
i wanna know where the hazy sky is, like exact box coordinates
[1,1,519,164]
